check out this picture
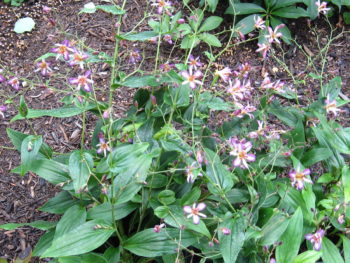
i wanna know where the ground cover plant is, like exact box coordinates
[0,0,350,262]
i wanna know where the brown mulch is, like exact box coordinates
[0,0,350,262]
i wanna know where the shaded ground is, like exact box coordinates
[0,0,349,261]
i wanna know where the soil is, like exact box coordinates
[0,0,349,262]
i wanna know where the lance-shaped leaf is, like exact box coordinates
[69,151,94,193]
[321,237,345,263]
[292,251,322,263]
[20,135,43,176]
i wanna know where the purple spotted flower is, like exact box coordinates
[52,40,74,60]
[305,229,325,251]
[8,77,20,90]
[183,203,207,224]
[265,24,285,44]
[215,67,231,83]
[153,223,165,233]
[229,138,256,169]
[289,168,313,190]
[256,43,271,59]
[159,62,175,72]
[325,94,341,116]
[69,71,93,92]
[129,49,142,64]
[316,0,330,15]
[96,133,111,157]
[0,105,7,118]
[0,73,5,82]
[221,227,231,235]
[69,49,89,69]
[181,68,203,89]
[163,34,173,44]
[227,79,251,101]
[151,0,172,14]
[234,62,251,79]
[185,162,203,183]
[188,54,203,70]
[35,60,52,76]
[233,103,256,119]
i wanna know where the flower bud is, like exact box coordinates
[151,95,157,105]
[177,18,185,24]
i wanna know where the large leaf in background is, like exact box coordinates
[120,31,158,41]
[268,101,300,127]
[301,147,332,167]
[0,221,56,231]
[204,148,233,195]
[226,3,265,15]
[235,14,259,35]
[54,205,86,241]
[20,135,43,176]
[123,228,197,257]
[69,151,94,193]
[40,191,82,214]
[199,16,223,32]
[103,247,120,263]
[342,235,350,263]
[260,212,289,245]
[11,104,98,122]
[276,208,303,263]
[321,237,345,263]
[292,250,322,263]
[219,217,246,263]
[198,33,222,47]
[29,159,70,185]
[42,220,114,257]
[87,202,138,222]
[303,0,318,19]
[272,0,305,9]
[272,6,308,18]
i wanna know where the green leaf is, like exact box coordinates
[20,135,43,176]
[123,228,197,257]
[342,235,350,263]
[260,213,289,245]
[42,220,114,257]
[180,187,201,206]
[11,104,97,122]
[58,253,108,263]
[226,3,265,15]
[204,148,233,195]
[103,247,120,263]
[122,75,159,88]
[54,205,86,241]
[40,191,81,214]
[272,6,308,18]
[120,31,158,41]
[321,76,342,100]
[199,16,223,32]
[292,250,322,263]
[87,202,138,222]
[14,17,35,33]
[0,220,56,231]
[301,147,332,167]
[304,0,319,20]
[19,95,28,117]
[219,217,246,263]
[32,230,55,256]
[342,166,350,204]
[272,0,305,9]
[322,237,345,263]
[29,159,70,185]
[198,33,222,47]
[95,5,125,15]
[276,208,303,263]
[180,35,200,49]
[235,14,260,35]
[158,190,176,205]
[69,151,94,193]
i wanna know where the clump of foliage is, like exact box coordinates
[3,0,26,6]
[0,0,350,263]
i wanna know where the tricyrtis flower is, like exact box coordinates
[261,75,285,93]
[52,40,74,60]
[186,162,203,183]
[305,229,325,251]
[325,94,341,116]
[151,0,172,14]
[221,227,231,235]
[289,168,313,190]
[69,71,93,92]
[69,49,89,69]
[129,49,142,64]
[160,62,175,72]
[265,24,285,44]
[227,79,250,101]
[338,214,345,224]
[316,0,330,15]
[183,203,207,224]
[232,103,256,119]
[0,105,6,118]
[248,120,265,139]
[234,62,251,79]
[254,15,266,30]
[0,73,5,82]
[8,77,20,90]
[229,138,256,169]
[163,34,173,44]
[215,67,232,83]
[96,133,111,157]
[35,60,52,76]
[181,68,203,89]
[256,43,271,59]
[153,223,165,233]
[188,54,203,70]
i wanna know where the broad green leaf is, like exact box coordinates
[322,237,345,263]
[301,148,332,167]
[0,221,56,231]
[33,230,55,256]
[121,75,158,88]
[120,31,158,41]
[235,14,260,35]
[199,91,232,111]
[158,190,176,205]
[58,253,108,263]
[79,2,96,13]
[260,213,289,245]
[272,6,308,18]
[11,104,97,122]
[19,95,28,117]
[180,187,201,206]
[96,5,125,15]
[87,202,138,222]
[69,151,94,193]
[304,0,320,19]
[199,16,223,32]
[14,17,35,33]
[219,217,246,263]
[29,159,70,185]
[320,76,342,100]
[342,165,350,203]
[180,35,200,49]
[226,3,265,15]
[42,220,114,257]
[276,208,303,263]
[123,228,197,257]
[54,205,86,240]
[198,33,222,47]
[292,250,322,263]
[40,191,82,214]
[20,135,43,176]
[342,235,350,263]
[204,148,233,195]
[206,0,219,12]
[103,247,120,263]
[272,0,305,9]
